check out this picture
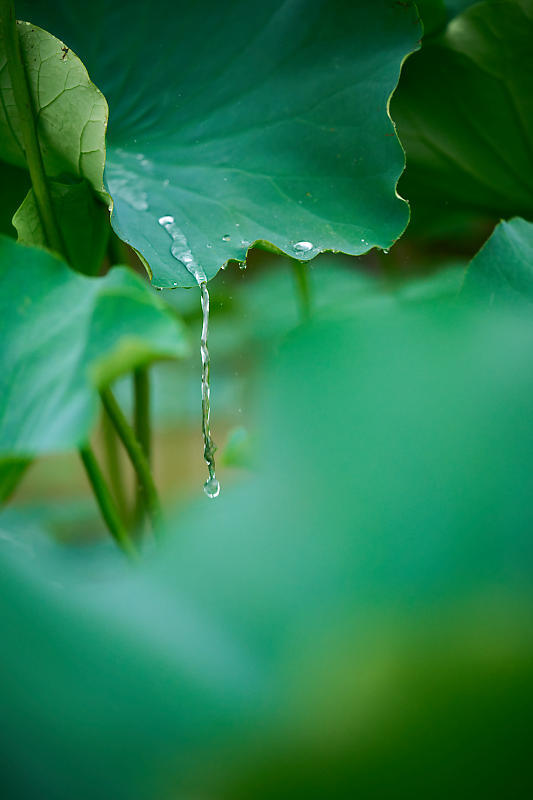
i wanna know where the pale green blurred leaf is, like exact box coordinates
[0,236,188,457]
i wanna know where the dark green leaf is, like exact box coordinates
[18,0,421,286]
[13,179,110,275]
[392,0,533,235]
[0,236,188,458]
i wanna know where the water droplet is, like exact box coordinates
[235,222,240,228]
[240,240,250,248]
[293,241,314,253]
[383,248,389,254]
[222,234,231,242]
[158,216,206,283]
[203,476,220,499]
[240,261,247,270]
[206,243,212,248]
[162,178,170,187]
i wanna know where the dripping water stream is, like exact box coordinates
[159,216,220,498]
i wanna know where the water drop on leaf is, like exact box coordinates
[293,241,314,253]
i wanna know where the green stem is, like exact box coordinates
[0,0,65,256]
[79,446,137,558]
[133,367,151,530]
[100,387,162,534]
[134,367,151,462]
[101,407,130,523]
[291,259,312,321]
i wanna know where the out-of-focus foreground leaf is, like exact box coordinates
[392,0,533,236]
[1,291,533,797]
[19,0,421,286]
[0,236,188,458]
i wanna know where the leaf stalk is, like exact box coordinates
[100,387,162,535]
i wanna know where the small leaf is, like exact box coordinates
[13,179,110,275]
[0,20,107,196]
[0,236,188,458]
[18,0,421,286]
[462,217,533,306]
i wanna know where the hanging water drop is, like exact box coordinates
[383,248,389,254]
[159,216,219,497]
[204,475,220,499]
[158,215,206,283]
[293,241,314,253]
[199,280,219,498]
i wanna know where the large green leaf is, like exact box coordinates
[0,236,188,457]
[392,0,533,235]
[2,296,533,797]
[18,0,421,287]
[462,216,533,305]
